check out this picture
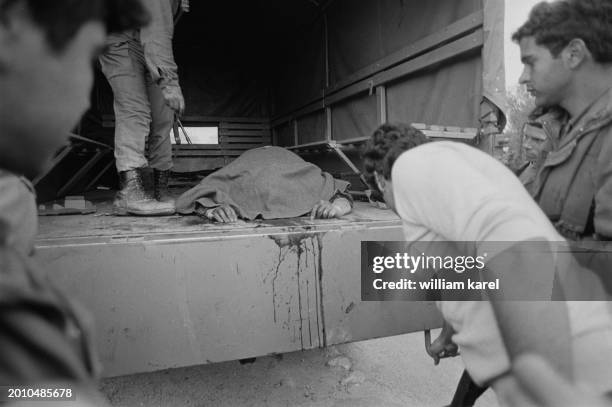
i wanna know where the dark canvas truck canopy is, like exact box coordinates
[35,0,507,377]
[164,0,506,172]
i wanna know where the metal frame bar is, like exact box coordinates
[376,86,387,125]
[325,107,332,141]
[32,145,73,186]
[287,140,329,150]
[328,142,368,186]
[83,160,115,192]
[70,134,112,149]
[57,150,108,197]
[288,140,366,185]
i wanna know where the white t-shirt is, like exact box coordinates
[392,141,612,392]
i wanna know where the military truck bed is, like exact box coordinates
[35,201,441,377]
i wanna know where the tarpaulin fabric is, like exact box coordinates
[332,94,378,141]
[94,0,506,139]
[378,0,480,59]
[175,146,350,219]
[298,112,326,145]
[272,20,326,117]
[386,55,483,127]
[274,0,506,145]
[326,0,481,86]
[175,53,271,118]
[171,0,325,119]
[327,1,381,87]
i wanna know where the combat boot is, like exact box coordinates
[114,169,175,216]
[153,169,175,204]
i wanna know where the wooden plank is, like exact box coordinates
[173,145,222,150]
[421,128,478,140]
[172,150,244,157]
[182,116,268,123]
[219,147,264,152]
[219,137,271,143]
[219,123,271,130]
[100,115,269,127]
[173,143,270,151]
[219,130,270,137]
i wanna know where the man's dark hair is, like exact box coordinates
[0,0,149,52]
[361,123,429,192]
[512,0,612,62]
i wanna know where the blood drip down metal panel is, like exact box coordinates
[36,204,442,377]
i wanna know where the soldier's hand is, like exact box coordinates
[181,0,190,12]
[428,334,458,365]
[161,85,185,115]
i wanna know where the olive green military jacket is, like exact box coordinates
[532,89,612,241]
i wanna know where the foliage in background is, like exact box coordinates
[494,85,535,170]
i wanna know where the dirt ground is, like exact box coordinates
[100,332,499,407]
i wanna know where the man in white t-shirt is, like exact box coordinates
[361,123,612,403]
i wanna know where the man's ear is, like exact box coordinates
[563,38,589,69]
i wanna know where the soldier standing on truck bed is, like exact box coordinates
[0,0,147,402]
[99,0,188,216]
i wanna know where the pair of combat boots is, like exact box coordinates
[114,169,175,216]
